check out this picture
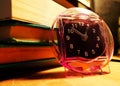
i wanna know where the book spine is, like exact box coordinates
[0,46,56,64]
[0,20,57,43]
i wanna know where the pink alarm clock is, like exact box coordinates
[51,8,114,73]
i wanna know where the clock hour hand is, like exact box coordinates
[71,27,88,41]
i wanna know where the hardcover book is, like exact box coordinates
[0,0,66,26]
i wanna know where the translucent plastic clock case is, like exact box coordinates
[51,8,114,74]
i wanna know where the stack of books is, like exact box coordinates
[0,0,66,68]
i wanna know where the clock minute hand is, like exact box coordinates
[71,27,88,41]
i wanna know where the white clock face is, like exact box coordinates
[63,19,105,59]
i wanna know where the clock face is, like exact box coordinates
[62,19,105,59]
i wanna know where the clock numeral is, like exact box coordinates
[75,23,78,28]
[96,43,99,48]
[97,36,100,41]
[70,44,74,49]
[72,23,78,28]
[66,35,70,40]
[72,23,74,27]
[79,22,84,26]
[68,29,74,34]
[92,28,96,33]
[85,51,88,57]
[86,24,90,30]
[92,49,95,54]
[86,24,90,27]
[77,50,80,55]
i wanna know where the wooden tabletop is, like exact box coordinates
[0,56,120,86]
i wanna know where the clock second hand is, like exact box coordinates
[71,27,88,41]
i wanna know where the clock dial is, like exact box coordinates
[63,19,105,59]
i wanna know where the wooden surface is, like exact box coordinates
[0,56,120,86]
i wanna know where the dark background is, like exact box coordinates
[69,0,120,55]
[93,0,120,55]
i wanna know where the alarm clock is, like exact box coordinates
[51,8,114,73]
